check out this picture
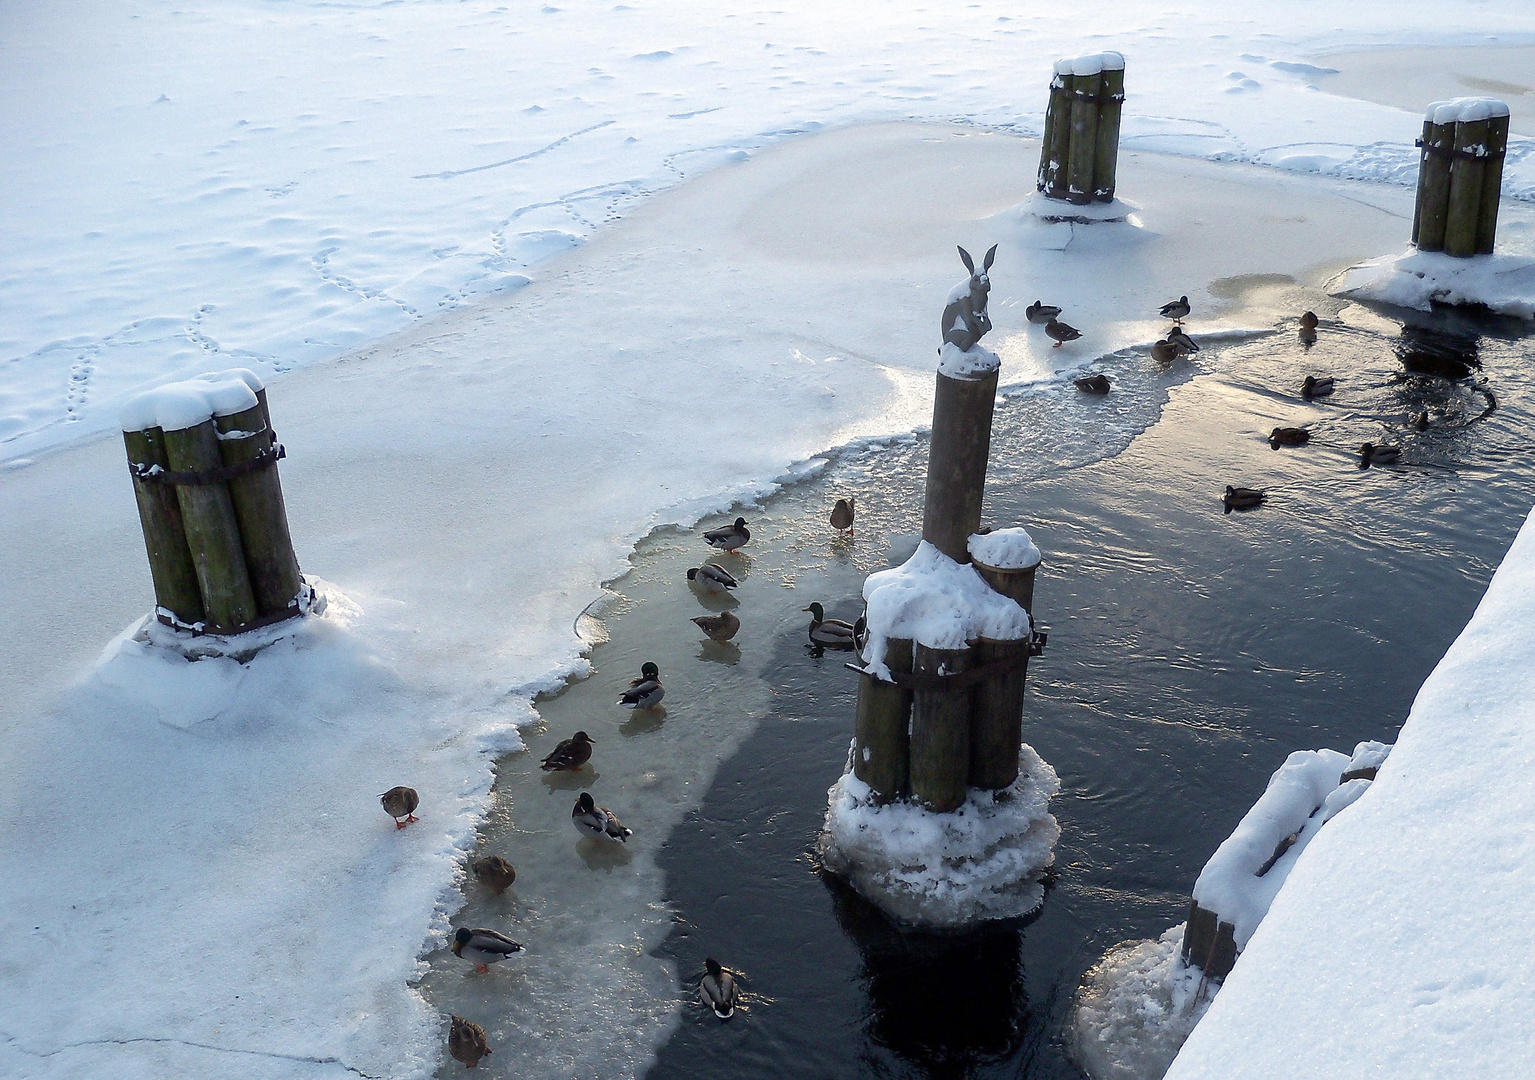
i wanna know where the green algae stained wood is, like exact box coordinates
[123,427,205,626]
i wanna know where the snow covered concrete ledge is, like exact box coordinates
[820,745,1060,928]
[1331,246,1535,319]
[1165,506,1535,1080]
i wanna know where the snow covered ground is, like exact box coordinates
[4,3,1535,1077]
[5,1,1535,465]
[1166,507,1535,1079]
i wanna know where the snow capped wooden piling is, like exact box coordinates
[1413,98,1509,257]
[120,369,306,636]
[1038,52,1125,205]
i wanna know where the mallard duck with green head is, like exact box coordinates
[451,926,523,973]
[618,662,664,709]
[703,517,751,552]
[804,603,864,650]
[700,957,740,1019]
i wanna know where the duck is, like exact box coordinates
[379,786,419,829]
[471,855,517,894]
[687,563,738,594]
[1151,338,1180,365]
[700,957,740,1019]
[691,609,741,643]
[830,497,856,535]
[1166,328,1199,355]
[1026,300,1063,324]
[448,1015,491,1069]
[703,517,751,552]
[804,602,863,650]
[573,791,632,842]
[1299,310,1319,332]
[1359,442,1401,465]
[1159,295,1191,324]
[1269,426,1310,448]
[1301,375,1334,399]
[1412,410,1431,431]
[1222,485,1265,513]
[1074,373,1111,395]
[1045,318,1082,347]
[618,662,664,710]
[541,730,594,772]
[451,926,523,973]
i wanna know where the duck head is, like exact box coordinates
[686,567,699,581]
[803,602,825,622]
[576,791,596,813]
[640,662,659,680]
[733,517,747,529]
[705,957,724,980]
[452,926,472,955]
[572,730,593,745]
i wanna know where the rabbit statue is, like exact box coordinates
[940,244,996,352]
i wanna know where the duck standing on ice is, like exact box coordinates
[451,926,523,973]
[448,1015,491,1068]
[1045,318,1081,348]
[573,791,633,842]
[541,730,594,771]
[379,785,419,829]
[703,517,750,552]
[618,662,664,709]
[1159,295,1191,325]
[1026,300,1062,324]
[686,563,738,594]
[830,497,855,536]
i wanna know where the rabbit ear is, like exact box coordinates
[983,244,996,270]
[958,246,974,274]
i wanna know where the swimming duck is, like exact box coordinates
[687,563,738,594]
[448,1015,491,1069]
[700,957,740,1019]
[1359,442,1401,465]
[703,517,751,552]
[380,786,419,829]
[1412,410,1430,431]
[451,926,524,973]
[804,602,863,650]
[1045,318,1081,347]
[573,791,632,842]
[1160,295,1191,324]
[1166,328,1199,355]
[1074,373,1111,395]
[541,730,594,772]
[1301,375,1334,399]
[691,609,741,643]
[471,855,517,894]
[1222,485,1265,513]
[1026,300,1063,324]
[830,497,856,535]
[618,662,664,709]
[1269,426,1310,448]
[1151,339,1180,365]
[1299,310,1319,332]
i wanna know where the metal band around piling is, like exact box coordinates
[130,443,285,487]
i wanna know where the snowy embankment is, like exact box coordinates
[1165,508,1535,1079]
[5,1,1535,465]
[0,123,1431,1078]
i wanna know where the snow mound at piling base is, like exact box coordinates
[1331,246,1535,320]
[819,744,1060,928]
[1069,924,1215,1080]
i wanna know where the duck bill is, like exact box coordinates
[451,941,462,956]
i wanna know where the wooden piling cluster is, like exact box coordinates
[852,365,1045,813]
[1037,51,1125,205]
[122,371,304,635]
[1412,97,1510,257]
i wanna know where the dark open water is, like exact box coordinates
[644,305,1534,1079]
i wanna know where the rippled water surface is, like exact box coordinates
[427,305,1534,1079]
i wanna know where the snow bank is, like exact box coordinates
[819,744,1060,928]
[1071,924,1215,1080]
[859,540,1032,678]
[119,369,264,433]
[969,527,1042,571]
[938,341,1001,380]
[1331,246,1535,319]
[1167,507,1535,1080]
